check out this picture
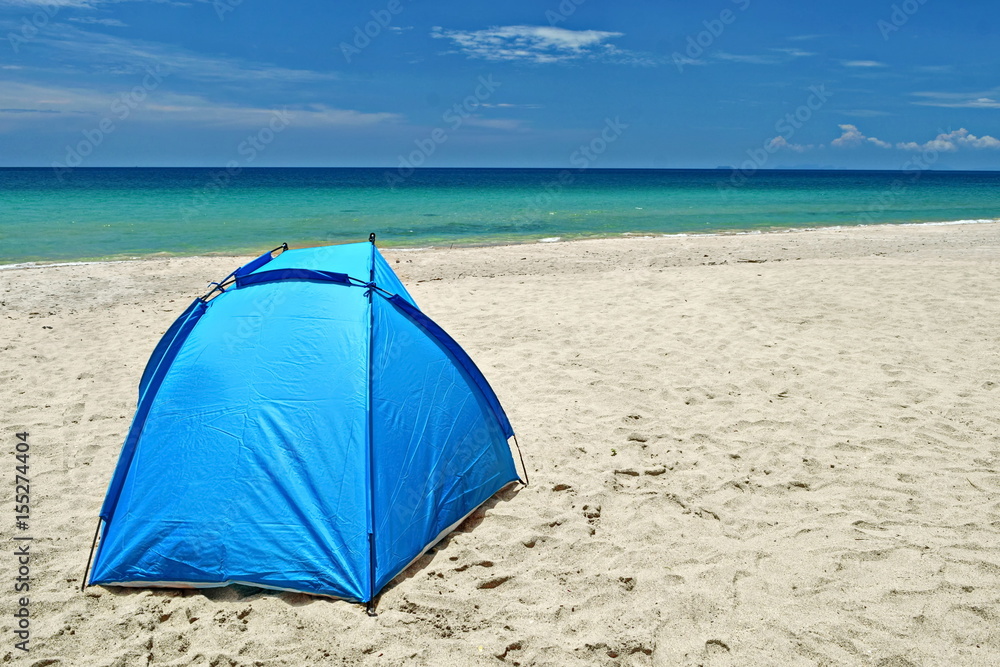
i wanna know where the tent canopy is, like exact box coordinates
[89,240,524,603]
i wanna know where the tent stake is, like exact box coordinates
[81,517,102,592]
[366,599,378,617]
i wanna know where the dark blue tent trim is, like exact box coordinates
[234,268,353,289]
[99,298,207,523]
[384,294,516,441]
[234,243,288,278]
[202,244,289,300]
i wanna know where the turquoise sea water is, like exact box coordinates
[1,167,998,264]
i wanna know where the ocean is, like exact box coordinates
[1,167,998,264]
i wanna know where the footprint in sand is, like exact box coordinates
[705,639,731,655]
[454,560,494,572]
[477,575,511,589]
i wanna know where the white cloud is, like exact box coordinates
[768,136,812,152]
[842,60,888,68]
[431,25,625,64]
[896,128,1000,152]
[952,129,1000,148]
[827,125,1000,152]
[895,140,953,152]
[831,124,892,149]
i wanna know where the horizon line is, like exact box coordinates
[2,166,999,173]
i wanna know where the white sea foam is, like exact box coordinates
[655,218,1000,241]
[0,259,136,271]
[899,218,1000,227]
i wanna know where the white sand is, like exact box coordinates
[3,222,999,665]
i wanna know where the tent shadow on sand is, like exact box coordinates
[375,484,524,600]
[96,485,524,609]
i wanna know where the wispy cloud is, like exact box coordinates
[479,102,543,109]
[0,107,62,113]
[0,0,195,7]
[714,52,783,65]
[430,25,628,65]
[0,81,96,115]
[0,0,100,8]
[911,89,1000,109]
[842,60,888,68]
[461,117,527,131]
[68,17,128,27]
[8,23,337,84]
[931,97,1000,109]
[709,48,814,66]
[841,109,892,118]
[773,47,816,58]
[146,99,401,128]
[0,81,399,128]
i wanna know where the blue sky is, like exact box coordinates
[1,0,998,169]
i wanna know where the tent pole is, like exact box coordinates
[81,517,103,592]
[365,235,379,616]
[513,434,529,486]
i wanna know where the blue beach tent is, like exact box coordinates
[86,238,526,609]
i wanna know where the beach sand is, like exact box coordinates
[3,222,999,665]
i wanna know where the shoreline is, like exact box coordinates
[3,216,998,271]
